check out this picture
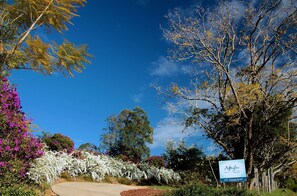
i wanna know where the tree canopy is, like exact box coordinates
[163,140,205,172]
[0,0,90,76]
[101,107,153,163]
[78,142,99,153]
[161,0,297,188]
[40,132,74,153]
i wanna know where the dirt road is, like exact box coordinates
[52,182,143,196]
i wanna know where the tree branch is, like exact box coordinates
[8,0,54,58]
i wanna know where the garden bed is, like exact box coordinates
[121,188,166,196]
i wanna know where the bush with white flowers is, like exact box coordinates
[27,151,181,185]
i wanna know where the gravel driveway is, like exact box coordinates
[52,182,143,196]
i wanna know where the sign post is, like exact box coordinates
[219,159,247,183]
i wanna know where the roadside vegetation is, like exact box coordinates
[0,0,296,195]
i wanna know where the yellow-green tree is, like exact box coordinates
[161,0,296,189]
[0,0,90,76]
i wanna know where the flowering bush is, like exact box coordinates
[0,77,44,180]
[28,150,181,185]
[42,133,74,153]
[145,156,165,168]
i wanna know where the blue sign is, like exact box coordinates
[219,159,247,182]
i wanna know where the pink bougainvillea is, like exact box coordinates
[0,77,44,178]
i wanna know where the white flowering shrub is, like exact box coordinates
[27,150,181,185]
[27,151,69,184]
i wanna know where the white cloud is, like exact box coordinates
[132,92,143,103]
[205,141,221,156]
[150,56,179,77]
[180,65,193,74]
[207,0,246,27]
[228,0,246,20]
[161,104,174,114]
[131,85,147,103]
[150,56,194,77]
[149,117,200,149]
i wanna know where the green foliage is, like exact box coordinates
[117,177,133,185]
[0,171,40,196]
[0,185,39,196]
[80,174,94,182]
[162,141,229,185]
[278,163,297,192]
[146,156,165,168]
[103,176,115,183]
[166,184,254,196]
[283,178,297,192]
[163,141,215,184]
[163,141,205,171]
[101,107,154,163]
[259,189,297,196]
[0,169,24,190]
[116,154,130,162]
[41,132,74,153]
[0,0,90,76]
[78,142,99,153]
[60,172,73,181]
[152,185,178,191]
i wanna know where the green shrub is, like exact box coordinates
[163,141,219,185]
[42,133,74,153]
[0,171,42,196]
[178,170,206,185]
[60,172,73,181]
[117,154,130,162]
[283,178,297,192]
[117,177,133,185]
[146,156,165,168]
[0,185,39,196]
[103,176,115,183]
[166,184,254,196]
[80,174,94,182]
[0,165,24,188]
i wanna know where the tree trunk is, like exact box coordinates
[259,168,279,193]
[208,159,219,188]
[246,117,255,190]
[249,176,257,190]
[262,171,270,192]
[270,168,275,191]
[255,167,260,195]
[268,168,271,193]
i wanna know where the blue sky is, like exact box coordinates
[10,0,218,155]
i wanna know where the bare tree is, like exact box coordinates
[161,0,297,189]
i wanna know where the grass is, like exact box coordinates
[247,189,297,196]
[117,178,133,185]
[151,185,178,190]
[163,184,297,196]
[260,189,297,196]
[60,172,94,182]
[103,176,116,184]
